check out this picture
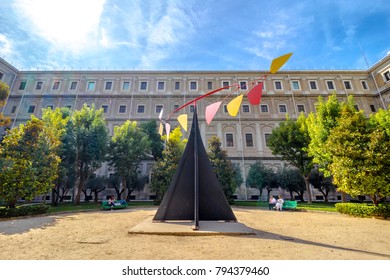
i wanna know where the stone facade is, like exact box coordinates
[1,54,390,202]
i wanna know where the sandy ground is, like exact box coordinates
[0,207,389,260]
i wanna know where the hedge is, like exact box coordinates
[0,204,50,218]
[335,203,390,219]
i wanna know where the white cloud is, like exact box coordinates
[13,0,106,53]
[0,34,13,57]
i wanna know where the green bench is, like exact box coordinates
[102,200,128,210]
[282,200,297,210]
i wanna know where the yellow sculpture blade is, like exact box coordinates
[227,94,243,117]
[270,53,293,74]
[177,114,188,132]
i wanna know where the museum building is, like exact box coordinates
[1,54,390,202]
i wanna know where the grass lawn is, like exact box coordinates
[47,200,156,214]
[233,200,338,212]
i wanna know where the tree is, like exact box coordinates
[84,175,107,203]
[42,107,77,206]
[306,94,356,176]
[278,167,306,201]
[309,168,335,202]
[107,120,151,200]
[125,172,148,201]
[140,120,164,160]
[267,114,314,202]
[0,116,60,207]
[326,107,390,206]
[149,126,187,202]
[208,136,242,204]
[0,81,11,128]
[246,161,278,200]
[72,104,109,205]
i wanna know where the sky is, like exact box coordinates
[1,0,390,71]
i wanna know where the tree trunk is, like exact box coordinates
[304,176,313,203]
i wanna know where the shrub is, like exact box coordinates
[335,203,390,219]
[0,204,50,218]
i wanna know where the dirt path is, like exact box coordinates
[0,207,389,260]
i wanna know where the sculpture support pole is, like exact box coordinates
[193,105,199,230]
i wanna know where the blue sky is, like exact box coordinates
[1,0,389,71]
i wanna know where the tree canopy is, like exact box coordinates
[208,136,242,204]
[326,107,390,205]
[246,161,278,199]
[267,114,314,202]
[149,126,187,202]
[0,116,60,207]
[72,104,109,204]
[107,120,151,199]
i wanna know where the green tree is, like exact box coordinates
[309,168,335,202]
[267,114,314,202]
[149,126,187,202]
[140,120,164,160]
[0,80,11,128]
[0,116,60,207]
[277,167,306,201]
[246,161,278,200]
[42,107,77,206]
[208,136,241,204]
[107,120,151,200]
[306,94,356,176]
[84,175,107,203]
[327,107,390,206]
[72,104,109,205]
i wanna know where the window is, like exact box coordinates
[297,104,305,112]
[119,105,127,113]
[274,81,282,90]
[222,81,230,88]
[101,105,108,113]
[326,81,335,90]
[155,105,163,113]
[35,81,43,90]
[225,133,234,147]
[354,105,359,111]
[137,105,145,113]
[279,104,287,113]
[0,71,3,80]
[52,81,60,90]
[190,105,195,113]
[70,81,78,90]
[245,133,254,147]
[361,80,368,90]
[19,81,27,90]
[291,81,300,90]
[190,81,197,90]
[239,81,247,90]
[223,105,228,113]
[174,104,179,111]
[207,81,213,90]
[309,81,317,90]
[260,104,269,113]
[27,105,35,113]
[370,105,376,112]
[140,81,148,90]
[157,81,165,90]
[344,80,352,90]
[122,81,130,91]
[264,133,271,147]
[242,104,250,113]
[383,71,390,82]
[105,81,113,90]
[175,81,180,90]
[87,81,95,90]
[46,105,54,110]
[257,80,266,90]
[11,106,17,114]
